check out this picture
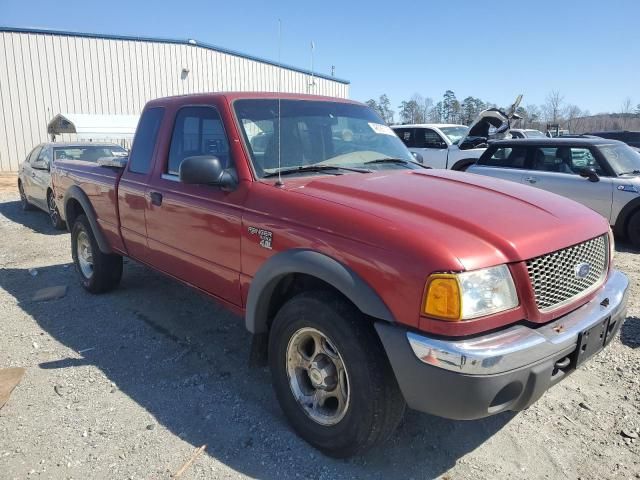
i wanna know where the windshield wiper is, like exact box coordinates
[364,157,428,168]
[263,165,370,178]
[619,170,640,175]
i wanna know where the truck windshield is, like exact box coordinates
[599,144,640,175]
[438,126,469,145]
[234,99,415,178]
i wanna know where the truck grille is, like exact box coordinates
[526,235,609,312]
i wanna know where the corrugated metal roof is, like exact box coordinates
[0,26,350,85]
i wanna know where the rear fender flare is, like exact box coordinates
[245,249,395,334]
[63,185,112,253]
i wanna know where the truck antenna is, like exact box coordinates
[275,19,284,187]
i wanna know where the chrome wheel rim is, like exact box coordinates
[48,193,59,225]
[286,327,350,426]
[76,231,94,279]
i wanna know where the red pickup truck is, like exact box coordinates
[52,92,629,457]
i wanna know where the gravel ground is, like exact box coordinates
[1,175,639,480]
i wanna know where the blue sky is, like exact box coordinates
[2,0,639,114]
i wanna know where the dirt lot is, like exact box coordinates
[0,175,639,480]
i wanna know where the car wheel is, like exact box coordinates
[269,290,406,458]
[47,190,65,230]
[627,211,640,249]
[18,181,33,211]
[71,214,123,293]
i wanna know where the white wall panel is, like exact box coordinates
[0,30,350,171]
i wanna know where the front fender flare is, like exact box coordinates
[614,195,640,237]
[245,249,395,334]
[63,185,112,254]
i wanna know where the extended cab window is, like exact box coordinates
[168,106,231,176]
[479,146,527,168]
[531,147,604,175]
[393,128,415,147]
[129,107,164,174]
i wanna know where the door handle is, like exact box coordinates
[524,176,538,184]
[31,172,36,178]
[149,191,163,206]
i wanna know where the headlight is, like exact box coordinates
[423,265,519,321]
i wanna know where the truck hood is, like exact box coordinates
[286,169,608,271]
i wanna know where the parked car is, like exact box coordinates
[508,128,546,139]
[18,143,127,229]
[467,137,640,246]
[392,96,523,170]
[586,130,640,149]
[52,92,628,457]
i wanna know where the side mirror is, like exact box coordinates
[179,155,236,190]
[411,152,424,163]
[579,167,599,182]
[460,137,488,150]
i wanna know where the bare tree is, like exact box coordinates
[621,97,633,129]
[543,91,565,124]
[565,104,582,133]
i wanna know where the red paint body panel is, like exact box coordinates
[51,92,611,338]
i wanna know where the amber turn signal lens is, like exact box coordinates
[423,275,462,321]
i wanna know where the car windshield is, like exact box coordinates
[53,145,127,162]
[524,130,546,138]
[438,126,469,145]
[233,99,416,178]
[599,144,640,175]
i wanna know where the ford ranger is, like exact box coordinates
[52,92,629,458]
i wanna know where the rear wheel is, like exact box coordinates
[18,181,33,211]
[47,190,65,230]
[71,214,123,293]
[627,211,640,249]
[269,290,405,457]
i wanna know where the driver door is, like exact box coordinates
[29,146,52,209]
[412,128,449,169]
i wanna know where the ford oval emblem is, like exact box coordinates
[575,263,591,279]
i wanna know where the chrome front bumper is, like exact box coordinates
[407,270,629,375]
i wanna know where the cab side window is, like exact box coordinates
[168,106,232,176]
[478,147,527,168]
[416,129,446,149]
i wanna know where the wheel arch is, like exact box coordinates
[613,196,640,238]
[63,185,112,253]
[245,249,395,335]
[451,158,478,171]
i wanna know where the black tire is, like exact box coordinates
[269,290,406,458]
[627,211,640,249]
[71,214,123,293]
[47,190,65,230]
[18,181,34,211]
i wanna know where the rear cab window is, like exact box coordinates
[128,107,165,175]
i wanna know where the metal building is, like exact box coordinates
[0,27,350,172]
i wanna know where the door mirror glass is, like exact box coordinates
[460,137,488,150]
[179,155,236,189]
[411,151,424,163]
[579,167,600,182]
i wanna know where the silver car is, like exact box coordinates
[467,138,640,247]
[18,143,127,229]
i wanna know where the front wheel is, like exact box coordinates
[71,214,123,293]
[47,190,65,230]
[269,291,406,457]
[627,211,640,249]
[18,181,33,211]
